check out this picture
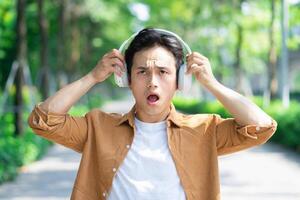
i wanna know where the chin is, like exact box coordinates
[147,102,170,113]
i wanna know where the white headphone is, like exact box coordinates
[114,28,192,93]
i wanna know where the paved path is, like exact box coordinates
[0,144,81,200]
[0,99,300,200]
[220,144,300,200]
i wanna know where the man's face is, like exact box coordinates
[129,45,177,122]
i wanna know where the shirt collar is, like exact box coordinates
[116,103,183,128]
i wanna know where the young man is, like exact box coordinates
[28,28,277,200]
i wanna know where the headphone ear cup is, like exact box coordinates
[114,63,129,87]
[178,64,185,90]
[178,63,192,92]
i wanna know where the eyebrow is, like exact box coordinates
[135,66,170,71]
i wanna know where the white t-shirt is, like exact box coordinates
[107,117,186,200]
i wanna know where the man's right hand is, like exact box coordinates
[89,49,126,83]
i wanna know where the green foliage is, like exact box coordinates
[0,96,103,185]
[0,112,51,184]
[173,96,300,152]
[264,100,300,150]
[172,96,231,117]
[0,0,299,93]
[0,0,16,87]
[289,4,300,50]
[69,104,91,117]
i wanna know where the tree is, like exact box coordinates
[14,0,27,135]
[0,0,17,88]
[38,0,50,99]
[264,0,278,107]
[279,0,290,107]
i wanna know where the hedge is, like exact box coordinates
[0,112,51,184]
[0,86,105,185]
[0,103,103,185]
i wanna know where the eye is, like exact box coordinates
[160,70,168,75]
[138,70,146,75]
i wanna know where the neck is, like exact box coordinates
[135,106,171,123]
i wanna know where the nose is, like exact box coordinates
[147,72,158,89]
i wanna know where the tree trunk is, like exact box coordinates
[82,20,96,74]
[264,0,278,107]
[38,0,49,99]
[279,0,289,107]
[57,0,68,88]
[15,0,27,136]
[233,0,251,96]
[67,4,80,81]
[234,22,243,93]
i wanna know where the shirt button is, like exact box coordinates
[256,127,260,131]
[126,144,130,149]
[112,168,117,172]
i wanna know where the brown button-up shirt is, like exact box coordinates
[28,103,277,200]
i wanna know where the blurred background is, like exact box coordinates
[0,0,300,199]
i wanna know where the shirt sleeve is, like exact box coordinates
[27,103,89,153]
[214,114,277,156]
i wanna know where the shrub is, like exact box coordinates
[0,102,99,185]
[0,112,51,184]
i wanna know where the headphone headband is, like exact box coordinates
[118,28,192,55]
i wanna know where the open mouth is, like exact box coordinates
[147,94,160,105]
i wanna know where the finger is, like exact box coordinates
[110,58,125,71]
[185,53,192,59]
[109,56,126,71]
[186,57,206,73]
[186,63,198,74]
[187,57,205,66]
[185,53,192,63]
[187,65,204,75]
[186,63,205,75]
[109,49,126,64]
[191,52,208,60]
[111,65,123,76]
[187,52,207,63]
[187,55,205,64]
[104,57,124,73]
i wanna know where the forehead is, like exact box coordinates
[132,46,176,68]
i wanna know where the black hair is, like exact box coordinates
[124,28,184,84]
